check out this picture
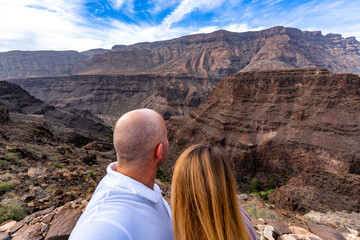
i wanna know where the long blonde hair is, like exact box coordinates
[171,144,253,240]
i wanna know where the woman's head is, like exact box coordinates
[171,144,252,240]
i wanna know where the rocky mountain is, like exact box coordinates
[0,49,108,80]
[0,81,115,218]
[9,74,216,125]
[74,26,360,78]
[1,26,359,81]
[0,51,86,80]
[165,68,360,213]
[0,81,111,145]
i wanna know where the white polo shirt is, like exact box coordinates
[69,162,173,240]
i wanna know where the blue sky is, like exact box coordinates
[0,0,359,51]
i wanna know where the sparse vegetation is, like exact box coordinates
[247,178,260,193]
[53,162,67,168]
[4,152,22,163]
[88,169,97,179]
[156,168,170,183]
[106,131,114,143]
[256,188,275,201]
[0,182,14,195]
[0,193,28,224]
[242,204,277,219]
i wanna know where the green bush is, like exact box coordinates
[247,178,260,193]
[0,193,28,224]
[156,169,170,183]
[53,162,66,168]
[0,182,14,195]
[256,188,275,201]
[88,169,97,179]
[4,152,22,163]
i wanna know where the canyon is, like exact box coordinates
[0,26,360,239]
[8,74,215,125]
[166,68,360,213]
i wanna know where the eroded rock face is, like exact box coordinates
[74,26,360,78]
[0,81,111,143]
[0,51,86,80]
[9,74,216,125]
[166,68,360,213]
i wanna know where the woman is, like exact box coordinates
[171,144,256,240]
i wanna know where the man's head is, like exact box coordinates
[113,109,168,169]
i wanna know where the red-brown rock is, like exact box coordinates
[45,207,82,240]
[308,223,346,240]
[166,68,360,213]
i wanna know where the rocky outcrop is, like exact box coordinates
[166,68,360,213]
[0,109,10,124]
[0,81,110,143]
[1,27,359,81]
[9,74,216,125]
[1,197,359,240]
[0,51,86,80]
[0,198,87,240]
[75,26,360,78]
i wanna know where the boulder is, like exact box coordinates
[0,221,16,232]
[12,223,45,240]
[263,217,291,235]
[308,223,346,240]
[45,207,82,240]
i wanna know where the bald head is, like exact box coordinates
[113,109,168,167]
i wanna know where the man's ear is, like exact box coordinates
[154,143,164,160]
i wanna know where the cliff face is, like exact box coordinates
[0,51,86,80]
[74,26,360,78]
[9,74,216,125]
[166,68,360,213]
[0,81,110,143]
[1,26,359,81]
[0,81,115,216]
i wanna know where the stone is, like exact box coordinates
[0,221,17,232]
[0,231,10,240]
[289,226,311,236]
[251,217,265,225]
[337,227,351,238]
[9,222,25,234]
[308,223,346,240]
[279,235,297,240]
[45,207,82,240]
[42,212,56,225]
[347,228,359,237]
[263,217,291,235]
[23,206,55,224]
[263,225,275,240]
[239,194,249,200]
[12,223,44,240]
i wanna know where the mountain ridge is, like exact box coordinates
[1,26,359,80]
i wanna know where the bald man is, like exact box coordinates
[70,109,173,240]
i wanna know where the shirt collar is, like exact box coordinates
[103,162,163,203]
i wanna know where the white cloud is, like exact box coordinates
[0,0,359,52]
[162,0,225,27]
[191,26,219,34]
[148,0,180,13]
[224,23,262,33]
[108,0,135,12]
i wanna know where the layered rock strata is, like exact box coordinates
[75,26,360,78]
[9,74,216,125]
[166,68,360,213]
